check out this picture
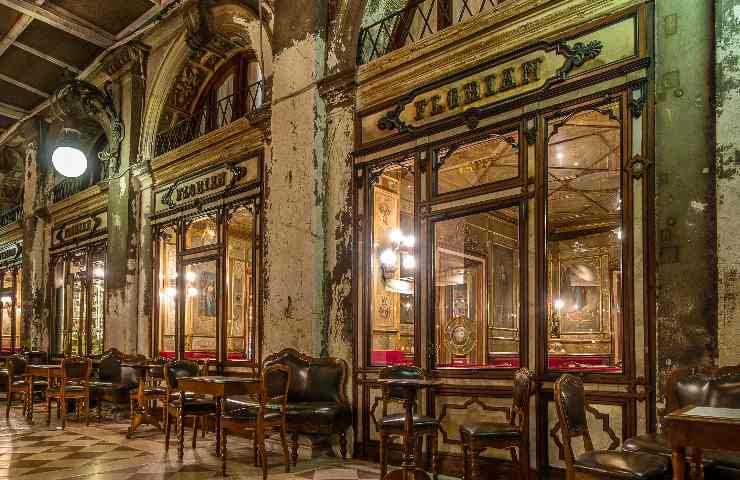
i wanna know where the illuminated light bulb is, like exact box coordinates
[93,267,105,278]
[52,147,87,178]
[187,287,199,297]
[389,229,404,244]
[616,228,623,240]
[380,249,397,266]
[556,152,564,160]
[159,273,164,281]
[185,271,197,282]
[554,299,564,311]
[165,288,177,298]
[0,296,11,304]
[402,254,416,270]
[402,235,416,248]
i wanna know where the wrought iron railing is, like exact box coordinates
[155,79,265,157]
[52,176,88,204]
[357,0,509,65]
[0,206,21,228]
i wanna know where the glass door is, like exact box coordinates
[181,258,219,361]
[0,287,12,352]
[65,251,88,356]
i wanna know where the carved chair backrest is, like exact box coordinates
[261,363,292,419]
[24,351,48,365]
[6,355,26,378]
[665,364,740,412]
[263,348,348,404]
[378,365,428,419]
[554,374,594,474]
[164,360,201,392]
[511,368,534,430]
[62,356,92,386]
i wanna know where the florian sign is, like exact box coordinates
[53,211,107,248]
[376,40,603,134]
[154,157,258,214]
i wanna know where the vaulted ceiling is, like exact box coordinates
[0,0,181,209]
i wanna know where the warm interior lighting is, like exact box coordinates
[402,254,416,270]
[380,249,397,266]
[93,267,105,278]
[0,296,11,304]
[187,287,199,297]
[554,298,565,311]
[185,271,197,282]
[51,128,88,178]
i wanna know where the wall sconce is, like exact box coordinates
[52,127,88,178]
[380,229,415,292]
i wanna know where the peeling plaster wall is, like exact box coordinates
[263,2,329,358]
[654,2,717,396]
[716,0,740,366]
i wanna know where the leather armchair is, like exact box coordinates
[555,374,670,480]
[90,348,145,421]
[622,365,740,478]
[225,348,352,465]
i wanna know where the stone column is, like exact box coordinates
[716,0,740,365]
[102,44,148,354]
[262,1,329,358]
[19,119,52,351]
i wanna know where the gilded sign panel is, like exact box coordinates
[52,211,108,248]
[361,16,638,145]
[154,156,258,214]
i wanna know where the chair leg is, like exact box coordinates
[280,425,291,473]
[470,448,480,480]
[339,432,348,460]
[192,416,198,449]
[254,433,259,466]
[291,432,299,466]
[379,434,387,479]
[97,400,102,422]
[416,436,423,468]
[462,443,469,480]
[201,416,206,438]
[178,410,185,460]
[61,395,67,430]
[221,425,227,475]
[85,395,90,427]
[46,396,52,426]
[258,429,268,480]
[5,389,10,418]
[164,411,171,452]
[431,432,438,480]
[519,442,529,480]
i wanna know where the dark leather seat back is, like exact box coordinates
[165,360,200,390]
[98,351,122,383]
[7,355,26,377]
[668,368,740,410]
[555,374,588,435]
[379,365,425,401]
[24,351,48,365]
[264,348,348,404]
[63,357,91,382]
[671,372,713,408]
[706,373,740,408]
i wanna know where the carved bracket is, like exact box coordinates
[629,80,648,118]
[629,154,652,179]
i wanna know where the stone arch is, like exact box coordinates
[140,0,274,160]
[326,0,369,75]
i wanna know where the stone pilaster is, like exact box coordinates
[102,43,148,353]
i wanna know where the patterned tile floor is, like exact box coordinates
[0,403,382,480]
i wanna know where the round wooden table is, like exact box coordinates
[377,378,440,480]
[124,362,165,438]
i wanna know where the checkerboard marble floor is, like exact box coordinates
[0,404,382,480]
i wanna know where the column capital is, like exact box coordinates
[318,68,356,111]
[102,42,149,80]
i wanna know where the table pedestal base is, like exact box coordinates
[383,468,429,480]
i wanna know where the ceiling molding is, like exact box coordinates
[13,41,81,73]
[0,0,115,48]
[0,101,29,120]
[0,72,49,98]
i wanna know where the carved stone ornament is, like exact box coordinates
[377,38,604,134]
[318,69,357,110]
[48,80,124,168]
[102,42,149,79]
[629,80,648,118]
[629,154,651,179]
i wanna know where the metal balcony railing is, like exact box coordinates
[52,177,88,204]
[0,206,21,228]
[357,0,509,65]
[154,79,265,157]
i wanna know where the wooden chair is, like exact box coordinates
[378,365,438,480]
[459,368,534,480]
[554,374,670,479]
[163,360,216,460]
[6,355,47,418]
[45,356,92,429]
[221,364,292,480]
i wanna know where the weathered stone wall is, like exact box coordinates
[654,2,717,395]
[716,0,740,366]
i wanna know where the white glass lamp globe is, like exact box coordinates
[52,146,87,178]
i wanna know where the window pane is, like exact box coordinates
[546,103,623,373]
[14,269,21,350]
[68,252,87,356]
[184,260,218,361]
[370,159,416,366]
[1,290,10,351]
[186,215,218,249]
[433,207,520,368]
[226,206,254,362]
[90,251,105,356]
[435,132,519,195]
[158,226,178,359]
[54,259,65,354]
